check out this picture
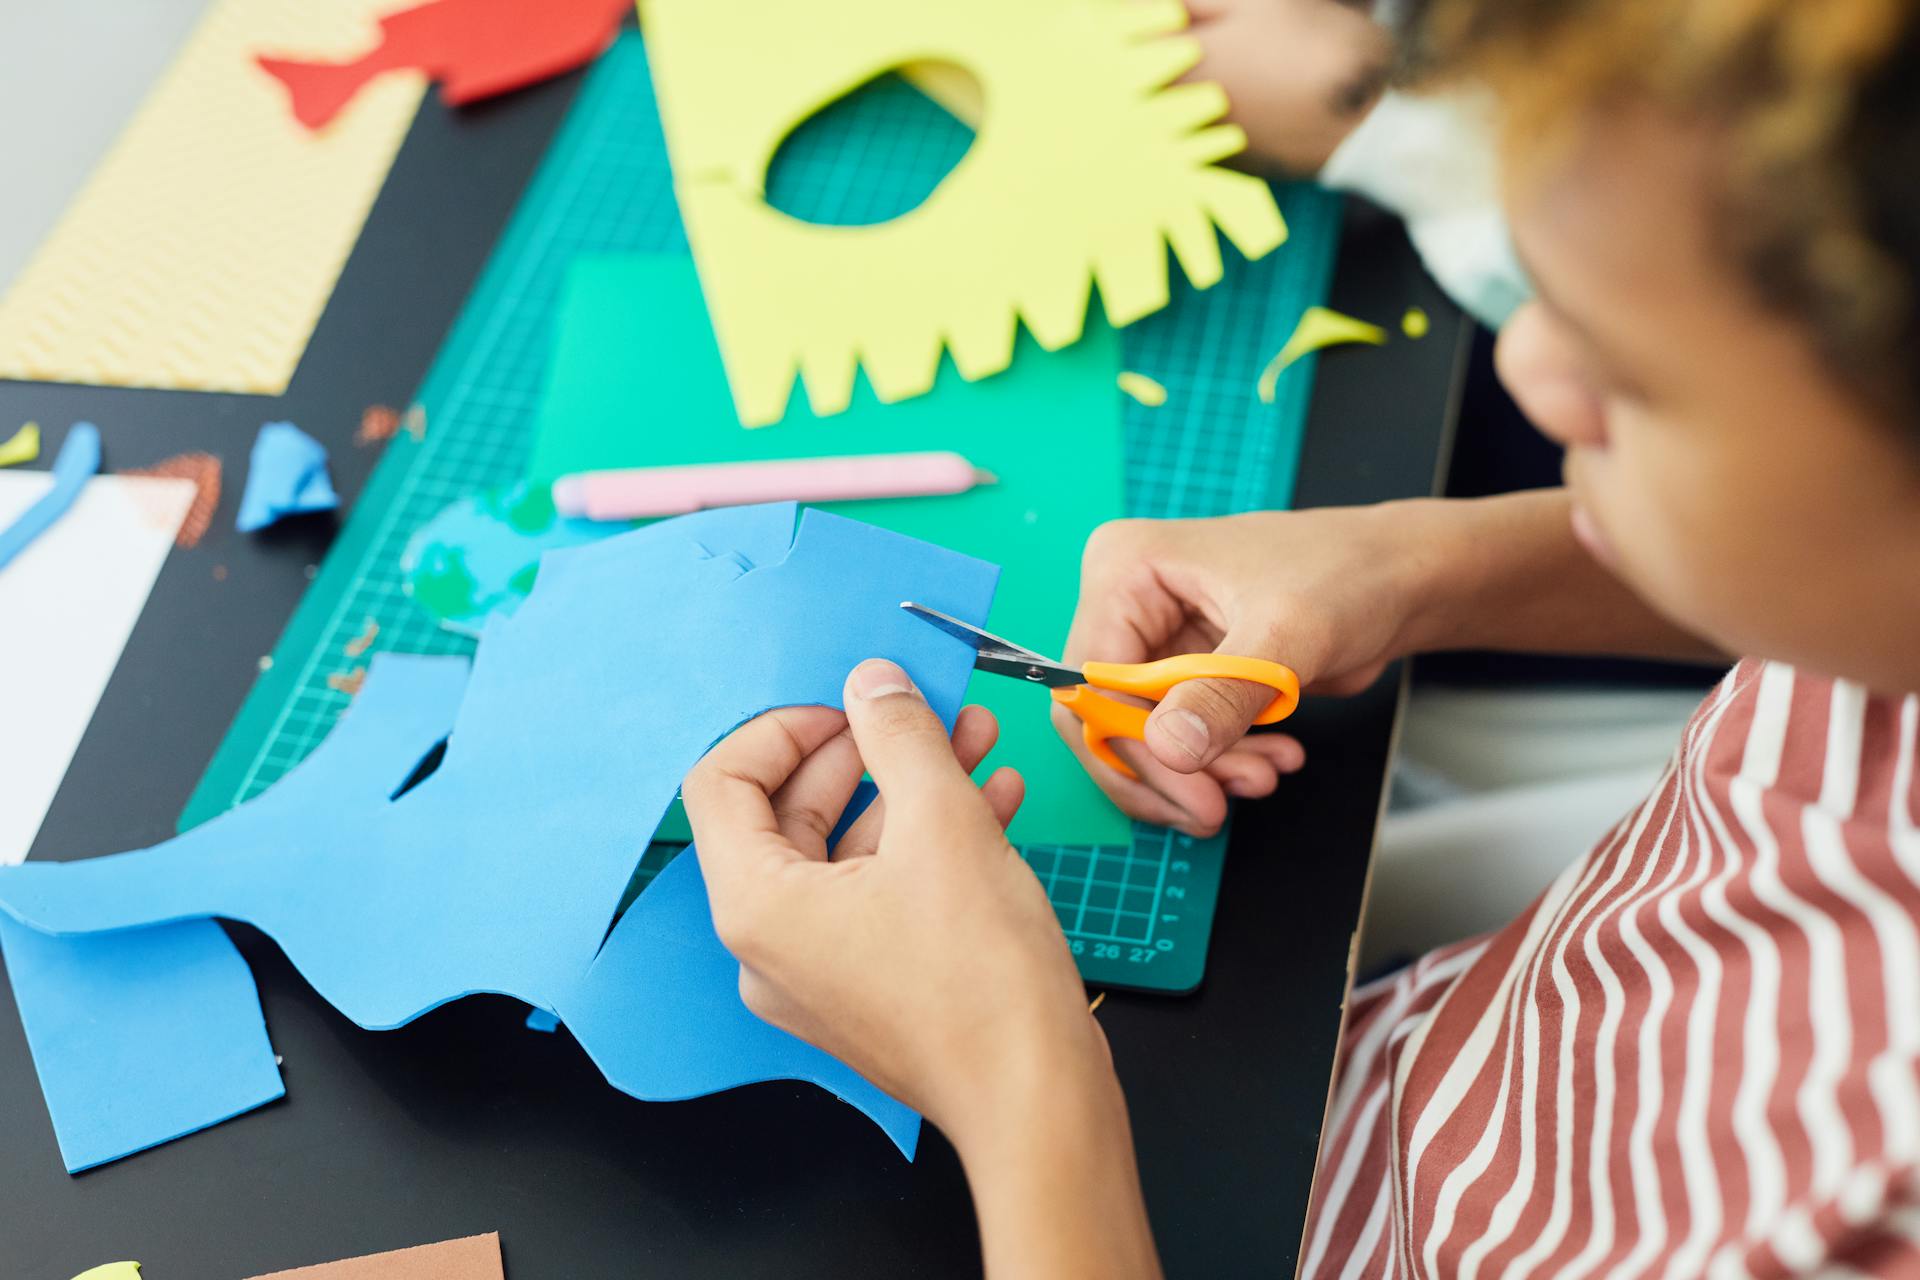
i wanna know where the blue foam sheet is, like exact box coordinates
[0,917,285,1173]
[235,422,338,532]
[567,833,919,1143]
[0,505,998,1160]
[0,653,465,1172]
[527,782,877,1059]
[0,422,101,572]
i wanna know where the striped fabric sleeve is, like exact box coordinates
[1302,665,1920,1280]
[1778,1159,1920,1279]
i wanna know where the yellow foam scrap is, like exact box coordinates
[1402,306,1431,339]
[642,0,1288,426]
[70,1265,142,1280]
[0,422,40,467]
[0,0,425,395]
[1256,306,1388,404]
[1116,371,1168,406]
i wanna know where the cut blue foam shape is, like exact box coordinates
[0,422,101,572]
[235,421,338,532]
[525,780,879,1046]
[567,837,921,1150]
[0,653,467,1172]
[0,916,284,1173]
[0,505,998,1162]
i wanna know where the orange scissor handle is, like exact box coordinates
[1051,655,1301,780]
[1051,685,1152,778]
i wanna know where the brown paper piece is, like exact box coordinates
[245,1231,504,1280]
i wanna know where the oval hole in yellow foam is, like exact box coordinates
[762,62,981,228]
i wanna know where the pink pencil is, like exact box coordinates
[549,451,995,522]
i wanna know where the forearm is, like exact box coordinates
[1393,489,1724,663]
[947,1032,1160,1280]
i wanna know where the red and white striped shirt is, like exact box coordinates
[1305,659,1920,1278]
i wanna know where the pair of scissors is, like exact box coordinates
[901,602,1300,779]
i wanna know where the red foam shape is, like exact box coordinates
[257,0,632,131]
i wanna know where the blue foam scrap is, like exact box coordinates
[0,504,999,1163]
[235,421,338,532]
[0,916,284,1173]
[0,422,101,572]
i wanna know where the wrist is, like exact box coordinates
[944,1019,1158,1279]
[1362,497,1486,658]
[1387,490,1588,656]
[937,1013,1119,1164]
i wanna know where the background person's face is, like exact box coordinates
[1495,103,1920,694]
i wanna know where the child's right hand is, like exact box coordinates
[686,665,1162,1277]
[1056,504,1437,836]
[1185,0,1393,175]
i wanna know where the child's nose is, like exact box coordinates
[1495,303,1609,451]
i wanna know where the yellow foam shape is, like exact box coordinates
[1402,306,1431,339]
[642,0,1288,426]
[0,0,425,395]
[70,1265,141,1280]
[1256,306,1387,403]
[1116,371,1168,406]
[0,422,40,468]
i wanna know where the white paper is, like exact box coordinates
[0,472,194,864]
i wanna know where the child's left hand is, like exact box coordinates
[1185,0,1393,174]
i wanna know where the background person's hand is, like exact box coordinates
[1184,0,1393,175]
[1057,504,1438,836]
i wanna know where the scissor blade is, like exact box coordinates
[899,601,1084,688]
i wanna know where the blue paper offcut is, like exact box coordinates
[0,505,997,1160]
[525,1007,560,1033]
[0,422,101,572]
[0,916,284,1173]
[236,422,338,532]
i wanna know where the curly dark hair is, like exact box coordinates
[1401,0,1920,428]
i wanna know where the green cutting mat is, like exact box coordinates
[183,33,1342,994]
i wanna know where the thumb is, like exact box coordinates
[842,658,994,833]
[1142,626,1294,774]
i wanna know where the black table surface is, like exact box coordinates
[0,67,1467,1280]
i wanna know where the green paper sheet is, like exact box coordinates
[527,253,1130,847]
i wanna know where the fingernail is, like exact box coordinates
[1158,708,1210,761]
[851,658,921,701]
